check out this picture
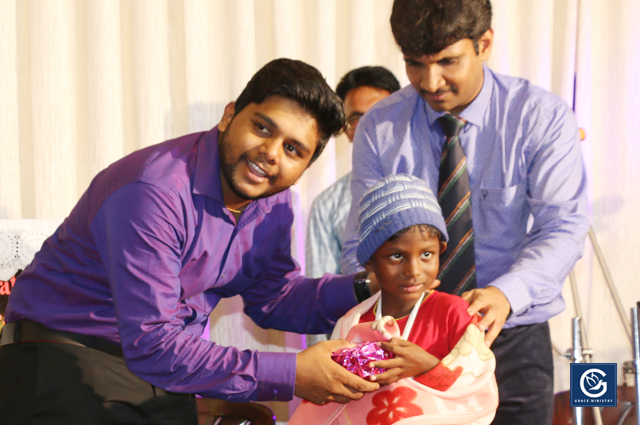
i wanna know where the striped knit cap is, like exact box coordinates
[356,174,449,266]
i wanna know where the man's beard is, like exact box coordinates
[218,127,277,202]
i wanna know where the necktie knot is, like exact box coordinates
[437,114,466,139]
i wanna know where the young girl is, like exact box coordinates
[290,174,498,425]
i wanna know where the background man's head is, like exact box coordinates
[336,66,401,142]
[390,0,493,115]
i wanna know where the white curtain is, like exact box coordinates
[2,0,639,420]
[549,0,640,398]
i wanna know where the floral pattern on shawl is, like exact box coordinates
[366,387,423,425]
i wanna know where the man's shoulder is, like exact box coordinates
[74,131,209,228]
[135,132,205,186]
[362,85,420,124]
[316,172,351,203]
[93,131,206,200]
[491,70,571,117]
[314,173,352,206]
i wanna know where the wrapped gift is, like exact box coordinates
[331,341,393,379]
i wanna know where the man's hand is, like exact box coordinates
[295,339,379,404]
[367,338,439,386]
[461,286,511,347]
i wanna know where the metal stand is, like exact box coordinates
[565,317,600,425]
[569,271,591,361]
[564,273,602,425]
[631,306,640,425]
[589,227,632,346]
[565,227,638,425]
[570,317,586,425]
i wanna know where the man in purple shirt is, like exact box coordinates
[340,1,589,424]
[0,58,378,424]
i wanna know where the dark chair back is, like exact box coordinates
[196,398,276,425]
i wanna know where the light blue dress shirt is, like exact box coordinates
[305,173,352,278]
[341,66,589,328]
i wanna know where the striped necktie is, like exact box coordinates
[436,114,477,295]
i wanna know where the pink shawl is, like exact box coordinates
[289,293,498,425]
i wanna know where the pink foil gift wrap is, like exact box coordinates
[331,342,393,378]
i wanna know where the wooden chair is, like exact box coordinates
[196,398,276,425]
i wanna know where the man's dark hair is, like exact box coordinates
[234,58,346,165]
[335,66,401,101]
[391,0,492,57]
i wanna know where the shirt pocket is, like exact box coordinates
[472,182,528,249]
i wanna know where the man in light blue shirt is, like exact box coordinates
[305,67,400,279]
[340,1,589,423]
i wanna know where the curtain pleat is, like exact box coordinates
[0,0,21,219]
[30,0,78,218]
[84,0,125,185]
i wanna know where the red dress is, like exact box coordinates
[359,290,479,389]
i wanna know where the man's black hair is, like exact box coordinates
[335,66,401,101]
[234,58,346,165]
[391,0,492,57]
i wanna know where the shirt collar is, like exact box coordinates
[193,126,224,201]
[424,64,494,129]
[192,125,278,214]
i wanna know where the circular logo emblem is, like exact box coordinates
[579,368,608,398]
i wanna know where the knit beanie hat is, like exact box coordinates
[356,174,448,266]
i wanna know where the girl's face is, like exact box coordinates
[365,227,446,318]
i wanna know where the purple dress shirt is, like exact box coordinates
[340,66,589,328]
[6,127,357,402]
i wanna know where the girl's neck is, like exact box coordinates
[379,291,429,319]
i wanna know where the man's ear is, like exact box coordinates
[218,102,236,132]
[477,29,493,61]
[439,241,448,255]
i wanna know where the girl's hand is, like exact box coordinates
[367,338,439,385]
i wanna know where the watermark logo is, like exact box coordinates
[570,363,617,407]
